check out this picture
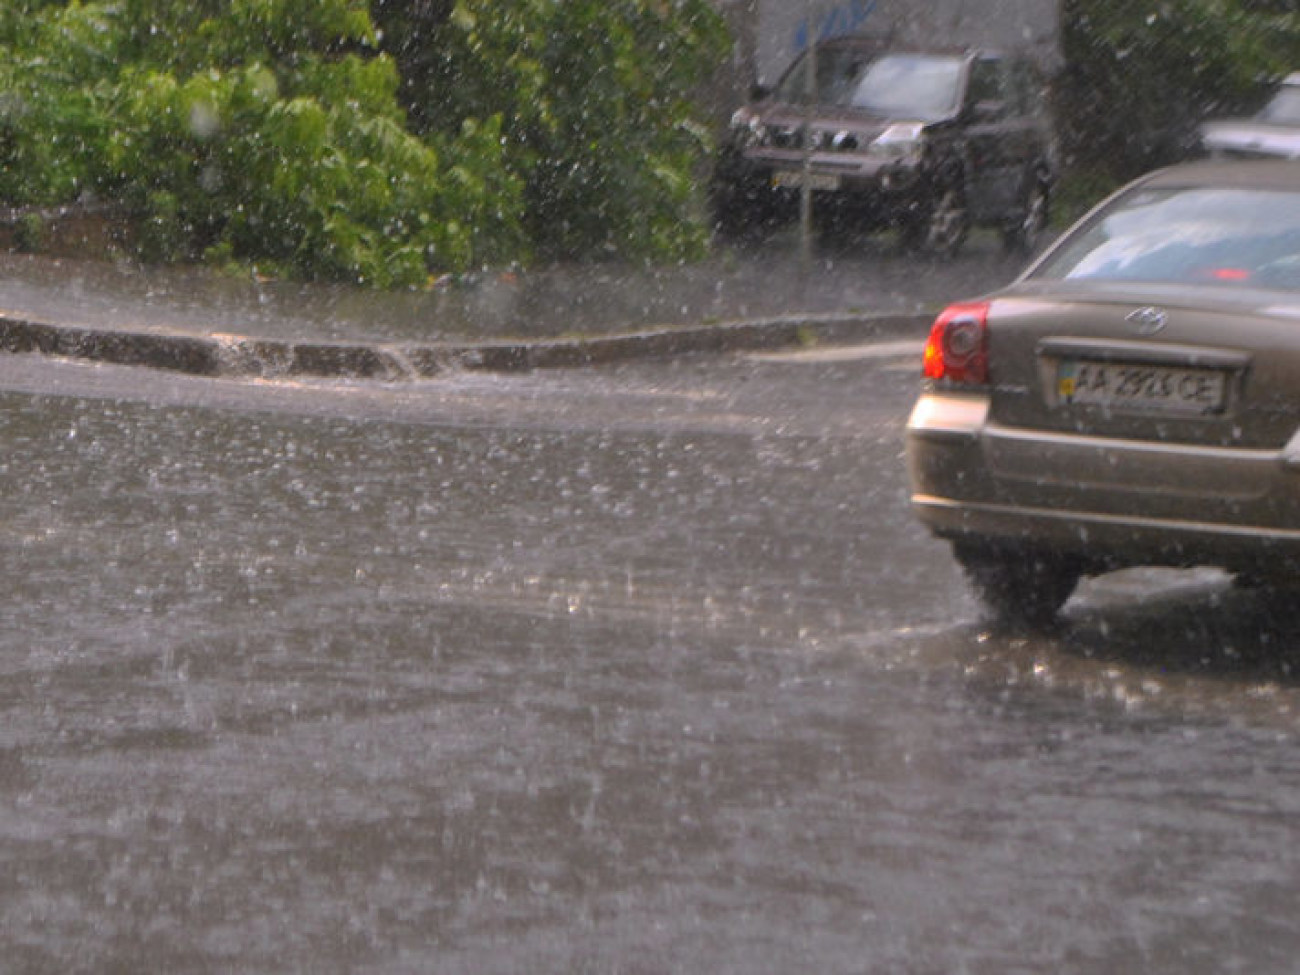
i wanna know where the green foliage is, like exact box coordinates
[1050,167,1125,228]
[375,0,730,264]
[0,0,515,285]
[1059,0,1300,180]
[14,211,45,253]
[0,3,115,204]
[0,0,727,283]
[138,189,184,264]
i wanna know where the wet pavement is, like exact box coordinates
[7,231,1299,973]
[1,346,1299,973]
[0,231,1030,350]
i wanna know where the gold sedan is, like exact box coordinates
[907,161,1300,624]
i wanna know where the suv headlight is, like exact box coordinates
[729,108,764,148]
[867,123,924,162]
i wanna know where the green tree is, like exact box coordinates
[0,0,729,284]
[373,0,730,264]
[0,0,521,285]
[0,3,115,205]
[1058,0,1300,180]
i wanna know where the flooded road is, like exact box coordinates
[1,348,1299,973]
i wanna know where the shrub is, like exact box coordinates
[14,211,45,252]
[1058,0,1300,181]
[0,0,514,285]
[374,0,730,264]
[0,0,728,283]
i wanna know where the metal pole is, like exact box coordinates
[799,0,816,275]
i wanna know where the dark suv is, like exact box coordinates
[712,38,1056,256]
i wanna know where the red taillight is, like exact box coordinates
[922,301,990,385]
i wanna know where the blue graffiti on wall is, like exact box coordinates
[794,0,880,53]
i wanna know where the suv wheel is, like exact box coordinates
[900,184,969,258]
[953,541,1081,627]
[1001,177,1050,255]
[712,182,778,241]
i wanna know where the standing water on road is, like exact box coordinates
[0,348,1298,973]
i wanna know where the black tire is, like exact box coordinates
[1001,175,1050,256]
[710,165,782,243]
[898,184,969,258]
[953,541,1081,627]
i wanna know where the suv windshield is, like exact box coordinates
[773,51,964,121]
[1030,186,1300,291]
[849,55,964,119]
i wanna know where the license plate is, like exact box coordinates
[772,170,841,192]
[1057,359,1227,415]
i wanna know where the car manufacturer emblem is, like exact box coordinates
[1126,306,1169,335]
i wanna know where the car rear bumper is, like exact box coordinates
[911,493,1300,569]
[906,389,1300,574]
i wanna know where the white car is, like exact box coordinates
[1201,73,1300,160]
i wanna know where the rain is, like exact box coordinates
[2,2,1300,973]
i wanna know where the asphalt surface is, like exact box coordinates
[0,231,1036,378]
[6,231,1300,974]
[3,343,1299,974]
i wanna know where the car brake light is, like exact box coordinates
[923,301,990,384]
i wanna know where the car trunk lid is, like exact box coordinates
[985,283,1300,450]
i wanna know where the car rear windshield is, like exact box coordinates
[1030,185,1300,292]
[774,51,963,121]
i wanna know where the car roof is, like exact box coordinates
[1140,160,1300,191]
[812,34,995,59]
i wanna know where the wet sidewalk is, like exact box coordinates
[0,231,1033,378]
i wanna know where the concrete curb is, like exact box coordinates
[0,310,932,380]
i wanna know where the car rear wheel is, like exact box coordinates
[953,541,1081,627]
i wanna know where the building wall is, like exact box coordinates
[749,0,1060,86]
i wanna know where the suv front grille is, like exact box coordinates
[762,125,864,152]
